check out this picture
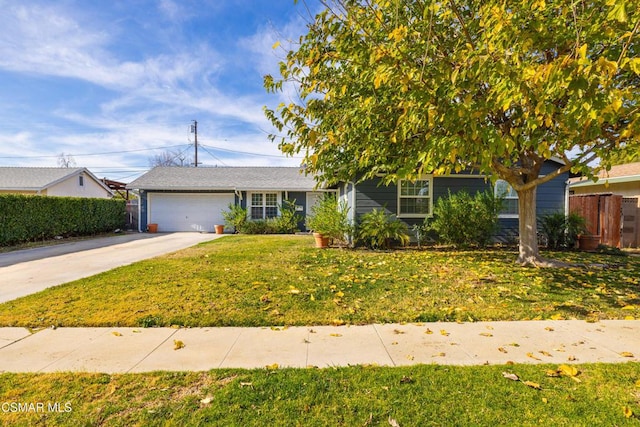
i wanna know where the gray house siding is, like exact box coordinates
[347,163,569,241]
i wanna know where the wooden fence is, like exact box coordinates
[569,194,622,248]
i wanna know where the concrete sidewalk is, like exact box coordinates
[0,320,638,373]
[0,232,224,303]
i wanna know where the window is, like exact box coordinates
[79,175,84,186]
[250,192,279,220]
[398,178,432,217]
[495,179,518,216]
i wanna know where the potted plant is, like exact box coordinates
[306,194,350,248]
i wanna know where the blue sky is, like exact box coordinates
[0,0,320,182]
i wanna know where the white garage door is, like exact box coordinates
[149,193,234,232]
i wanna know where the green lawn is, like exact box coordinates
[2,363,640,426]
[2,235,640,425]
[1,235,638,328]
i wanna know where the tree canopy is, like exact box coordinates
[265,0,639,265]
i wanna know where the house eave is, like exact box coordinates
[570,175,640,188]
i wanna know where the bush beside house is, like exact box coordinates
[0,194,126,246]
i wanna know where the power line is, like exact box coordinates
[0,144,189,159]
[198,143,304,159]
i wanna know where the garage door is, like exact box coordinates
[148,193,234,232]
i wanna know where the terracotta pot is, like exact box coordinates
[313,232,329,248]
[578,234,600,251]
[147,223,158,233]
[215,224,225,234]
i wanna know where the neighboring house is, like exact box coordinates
[126,167,331,233]
[337,159,570,241]
[0,167,113,199]
[569,162,640,198]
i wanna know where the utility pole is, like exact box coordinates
[192,120,198,167]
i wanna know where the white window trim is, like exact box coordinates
[397,176,434,218]
[495,179,519,218]
[248,191,281,220]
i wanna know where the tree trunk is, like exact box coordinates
[516,186,541,266]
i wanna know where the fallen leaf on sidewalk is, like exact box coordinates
[545,327,554,331]
[440,329,450,336]
[539,350,552,357]
[498,347,508,353]
[527,352,541,361]
[425,328,433,334]
[393,329,405,334]
[620,352,635,358]
[265,363,279,370]
[112,331,122,337]
[173,340,185,350]
[330,333,342,337]
[479,332,493,337]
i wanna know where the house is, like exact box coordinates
[126,166,331,233]
[337,159,570,241]
[0,167,113,199]
[569,162,640,198]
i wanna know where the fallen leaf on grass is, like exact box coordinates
[621,352,635,358]
[624,406,634,418]
[200,396,213,405]
[546,364,581,382]
[240,382,253,388]
[173,340,185,350]
[265,363,279,370]
[388,416,400,427]
[502,372,520,381]
[524,381,541,390]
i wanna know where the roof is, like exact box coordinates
[0,167,110,192]
[570,162,640,188]
[126,166,320,191]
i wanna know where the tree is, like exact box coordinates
[265,0,640,266]
[148,150,192,167]
[57,153,76,168]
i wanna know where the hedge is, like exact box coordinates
[0,194,126,246]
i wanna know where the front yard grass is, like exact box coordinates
[2,363,640,426]
[0,235,638,328]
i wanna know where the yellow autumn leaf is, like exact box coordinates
[624,406,633,418]
[527,352,542,361]
[498,347,508,354]
[288,286,301,294]
[621,305,636,310]
[173,340,185,350]
[524,381,541,390]
[620,352,635,358]
[272,40,281,50]
[330,333,342,337]
[265,363,279,370]
[440,329,450,336]
[539,350,552,357]
[558,364,579,377]
[112,331,122,337]
[425,328,433,334]
[479,332,493,337]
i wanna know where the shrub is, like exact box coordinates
[270,200,301,234]
[0,194,125,246]
[222,204,248,233]
[429,190,502,247]
[357,208,410,249]
[306,193,350,242]
[540,212,587,249]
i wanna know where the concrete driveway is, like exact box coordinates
[0,233,225,303]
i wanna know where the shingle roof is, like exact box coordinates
[126,167,321,191]
[570,162,640,187]
[0,167,86,190]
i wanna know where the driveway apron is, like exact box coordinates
[0,233,224,303]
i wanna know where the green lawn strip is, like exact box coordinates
[0,235,638,328]
[1,363,639,426]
